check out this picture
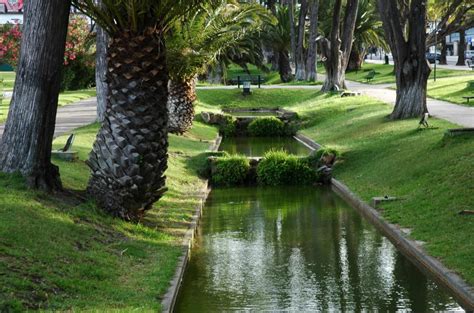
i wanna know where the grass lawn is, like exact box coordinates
[0,89,96,123]
[197,89,474,286]
[345,63,474,85]
[427,76,474,106]
[0,71,15,90]
[0,121,218,311]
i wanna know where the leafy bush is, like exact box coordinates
[257,150,316,185]
[212,154,250,186]
[307,147,340,168]
[248,117,285,136]
[61,54,95,91]
[219,115,237,137]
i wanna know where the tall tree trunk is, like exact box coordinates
[167,78,196,135]
[439,40,447,65]
[347,47,364,71]
[288,0,297,70]
[87,29,169,221]
[306,0,319,81]
[0,0,71,191]
[279,50,292,83]
[295,0,308,80]
[95,23,108,123]
[378,0,431,119]
[456,29,466,66]
[320,0,359,92]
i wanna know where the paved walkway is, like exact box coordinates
[344,80,474,128]
[0,97,98,139]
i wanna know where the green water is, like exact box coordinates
[219,137,311,157]
[175,186,462,312]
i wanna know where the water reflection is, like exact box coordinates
[175,186,462,312]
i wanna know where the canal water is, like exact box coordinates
[175,186,462,312]
[218,137,311,157]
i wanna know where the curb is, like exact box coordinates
[299,133,474,310]
[160,135,222,313]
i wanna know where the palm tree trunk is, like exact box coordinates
[288,0,297,69]
[0,0,71,191]
[305,0,319,81]
[87,28,169,221]
[167,78,196,135]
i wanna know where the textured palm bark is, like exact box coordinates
[294,0,308,81]
[278,50,293,83]
[378,0,431,119]
[87,29,169,221]
[167,78,196,135]
[0,0,71,191]
[320,0,359,92]
[305,0,319,81]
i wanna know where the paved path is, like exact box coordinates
[344,80,474,128]
[0,97,98,139]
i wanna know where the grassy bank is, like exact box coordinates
[0,121,218,311]
[197,89,474,285]
[427,76,474,106]
[345,63,473,85]
[0,89,96,123]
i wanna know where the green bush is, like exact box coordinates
[248,117,285,136]
[212,154,250,186]
[257,150,316,186]
[219,115,237,137]
[61,55,95,91]
[307,147,340,168]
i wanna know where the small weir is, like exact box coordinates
[174,126,464,311]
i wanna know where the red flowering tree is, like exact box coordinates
[0,22,22,68]
[0,15,94,90]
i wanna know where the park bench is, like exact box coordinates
[462,96,474,104]
[364,70,376,82]
[466,60,474,70]
[228,75,264,88]
[52,134,78,161]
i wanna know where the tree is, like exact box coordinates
[263,5,293,82]
[377,0,431,119]
[456,28,466,66]
[319,0,359,91]
[294,0,308,80]
[94,0,108,122]
[167,1,272,134]
[305,0,319,81]
[347,0,387,71]
[0,0,72,190]
[73,0,212,221]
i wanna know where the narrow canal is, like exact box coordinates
[175,136,463,311]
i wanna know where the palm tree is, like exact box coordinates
[72,0,214,221]
[347,0,387,71]
[262,5,293,83]
[167,1,272,134]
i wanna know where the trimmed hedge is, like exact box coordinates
[248,117,285,136]
[212,154,250,186]
[257,150,317,186]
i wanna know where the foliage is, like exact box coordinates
[219,115,237,137]
[212,154,250,186]
[248,117,285,136]
[257,150,317,186]
[0,22,21,69]
[351,0,387,57]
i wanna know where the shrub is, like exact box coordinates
[248,117,285,136]
[307,147,340,168]
[212,154,250,186]
[219,115,237,137]
[257,150,317,186]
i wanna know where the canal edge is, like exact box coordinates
[160,134,222,313]
[297,132,474,310]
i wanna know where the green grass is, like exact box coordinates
[427,76,474,106]
[345,63,474,85]
[0,121,218,311]
[0,89,96,123]
[196,88,319,110]
[197,89,474,285]
[0,71,15,90]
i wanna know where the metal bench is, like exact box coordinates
[462,96,474,104]
[364,70,376,82]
